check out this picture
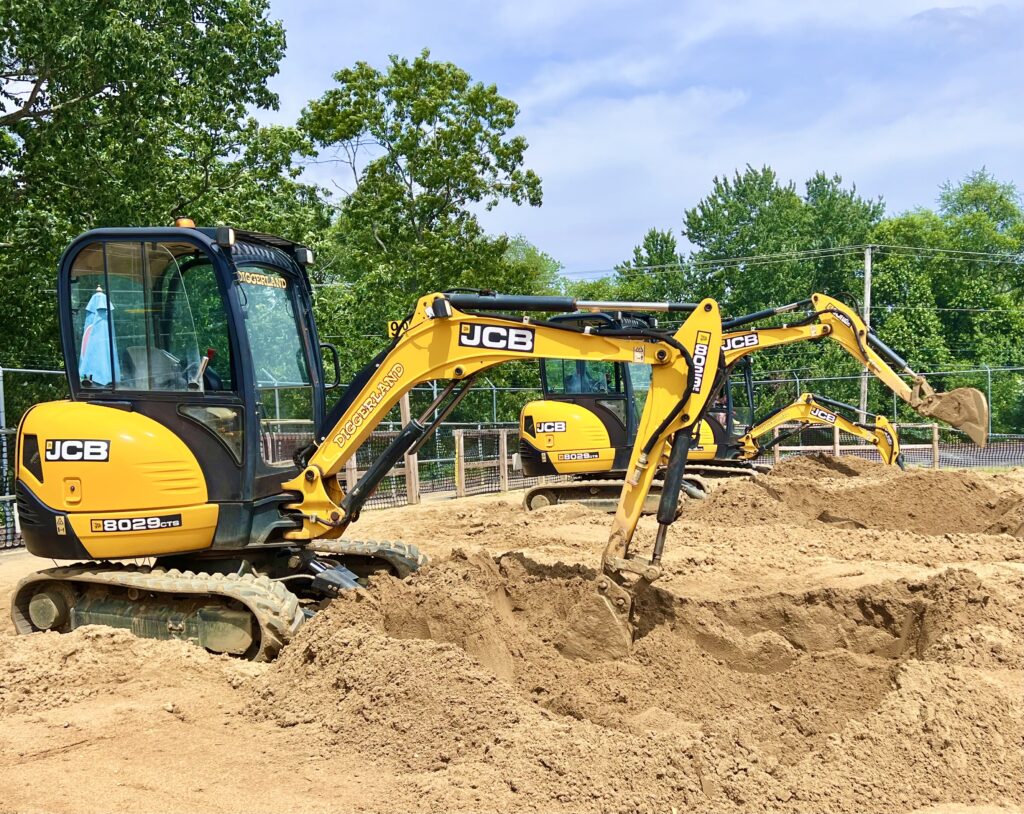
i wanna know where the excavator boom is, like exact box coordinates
[283,292,722,589]
[722,293,988,445]
[740,393,903,467]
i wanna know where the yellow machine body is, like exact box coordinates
[518,401,618,474]
[519,401,722,477]
[16,401,217,559]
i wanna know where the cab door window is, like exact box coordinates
[236,266,314,465]
[544,360,622,395]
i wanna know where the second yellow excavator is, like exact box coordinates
[518,294,986,510]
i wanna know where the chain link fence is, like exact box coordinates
[3,364,1024,549]
[768,422,1024,468]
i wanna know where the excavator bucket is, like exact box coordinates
[916,387,989,447]
[556,578,635,661]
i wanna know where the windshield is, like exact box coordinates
[69,240,230,392]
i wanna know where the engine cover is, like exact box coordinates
[16,401,218,559]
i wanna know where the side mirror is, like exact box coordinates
[320,342,342,389]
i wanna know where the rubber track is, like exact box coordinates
[308,538,427,579]
[685,462,766,478]
[11,563,305,661]
[524,473,713,510]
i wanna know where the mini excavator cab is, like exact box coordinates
[519,314,757,480]
[18,225,329,560]
[524,312,661,476]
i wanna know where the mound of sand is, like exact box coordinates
[769,453,894,479]
[246,553,1024,812]
[0,626,259,715]
[691,463,1024,537]
[4,458,1024,813]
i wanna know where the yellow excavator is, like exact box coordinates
[12,223,738,661]
[518,295,987,510]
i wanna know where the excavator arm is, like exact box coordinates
[283,292,723,594]
[738,393,903,467]
[720,293,988,445]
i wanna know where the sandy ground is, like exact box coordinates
[1,454,1022,814]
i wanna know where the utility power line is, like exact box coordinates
[558,243,1023,279]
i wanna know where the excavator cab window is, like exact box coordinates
[543,359,621,395]
[69,240,232,392]
[730,358,756,433]
[627,363,652,420]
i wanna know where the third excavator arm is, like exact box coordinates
[738,392,903,467]
[719,292,987,444]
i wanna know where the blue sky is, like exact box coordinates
[264,1,1024,273]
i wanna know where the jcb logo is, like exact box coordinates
[722,333,759,352]
[692,331,712,392]
[458,324,535,352]
[44,440,109,462]
[537,421,567,433]
[809,407,837,424]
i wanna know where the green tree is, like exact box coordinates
[614,228,689,302]
[868,171,1024,430]
[302,50,544,376]
[676,167,885,401]
[0,0,325,372]
[681,166,882,314]
[681,166,808,311]
[502,235,563,295]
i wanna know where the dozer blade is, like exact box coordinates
[916,386,989,446]
[555,577,634,661]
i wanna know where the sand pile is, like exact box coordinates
[690,456,1024,536]
[769,453,895,479]
[3,460,1024,813]
[247,553,1024,812]
[0,626,259,715]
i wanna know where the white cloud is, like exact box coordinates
[264,0,1024,270]
[492,0,632,37]
[481,47,1024,270]
[513,53,673,111]
[667,0,1005,47]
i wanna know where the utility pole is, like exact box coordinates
[859,245,873,421]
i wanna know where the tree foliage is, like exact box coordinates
[562,168,1024,431]
[0,0,329,370]
[301,50,545,377]
[613,228,687,302]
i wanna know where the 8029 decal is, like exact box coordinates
[90,514,183,533]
